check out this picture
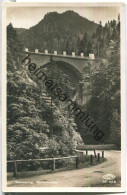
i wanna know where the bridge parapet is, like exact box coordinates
[45,50,48,54]
[80,53,84,57]
[54,51,57,55]
[35,49,38,53]
[24,48,95,60]
[72,52,75,57]
[63,51,66,56]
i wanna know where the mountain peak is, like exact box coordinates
[62,10,80,16]
[44,11,59,20]
[43,10,81,21]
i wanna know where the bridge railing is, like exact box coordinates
[24,48,95,60]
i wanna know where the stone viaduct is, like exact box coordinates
[24,48,97,106]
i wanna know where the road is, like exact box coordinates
[7,150,121,187]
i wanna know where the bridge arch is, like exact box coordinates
[40,60,85,105]
[40,60,83,85]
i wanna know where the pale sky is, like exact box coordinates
[7,6,120,29]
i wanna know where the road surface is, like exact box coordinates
[7,150,121,187]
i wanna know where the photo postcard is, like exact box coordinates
[2,2,126,193]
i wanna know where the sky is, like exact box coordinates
[7,6,120,29]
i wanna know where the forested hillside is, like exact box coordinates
[76,15,121,147]
[7,23,84,161]
[17,10,98,55]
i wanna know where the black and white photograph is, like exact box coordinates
[2,2,126,192]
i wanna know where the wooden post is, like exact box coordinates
[94,150,96,158]
[102,151,104,158]
[13,161,17,177]
[76,157,79,168]
[90,155,93,165]
[86,150,88,156]
[97,153,100,162]
[52,158,55,171]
